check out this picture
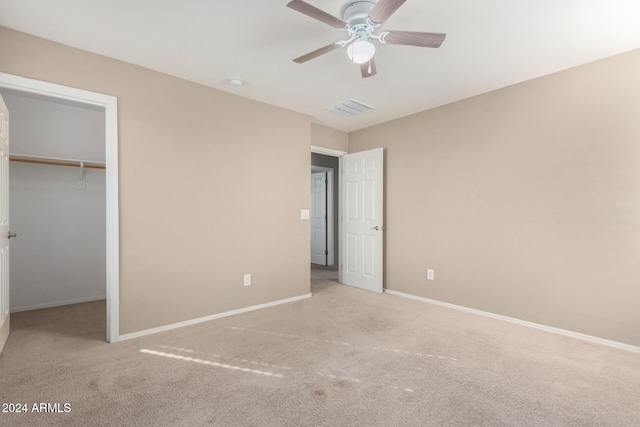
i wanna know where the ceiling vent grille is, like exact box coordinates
[327,99,374,117]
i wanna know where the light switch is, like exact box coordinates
[301,209,310,220]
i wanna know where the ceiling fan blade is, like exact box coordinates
[287,0,347,29]
[293,42,343,63]
[360,58,377,78]
[381,31,446,48]
[368,0,407,26]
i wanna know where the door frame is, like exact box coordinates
[0,72,120,343]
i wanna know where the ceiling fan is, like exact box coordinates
[286,0,446,78]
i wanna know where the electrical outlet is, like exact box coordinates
[244,274,251,286]
[427,269,435,281]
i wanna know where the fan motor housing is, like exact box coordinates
[342,1,376,26]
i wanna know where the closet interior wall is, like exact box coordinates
[1,89,106,312]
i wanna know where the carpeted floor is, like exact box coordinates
[1,268,639,426]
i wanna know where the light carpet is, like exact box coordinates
[1,268,639,426]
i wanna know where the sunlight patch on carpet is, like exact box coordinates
[139,349,284,378]
[155,344,291,370]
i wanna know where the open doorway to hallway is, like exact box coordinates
[311,152,339,267]
[311,151,340,286]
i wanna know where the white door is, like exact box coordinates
[341,148,383,293]
[0,95,10,354]
[310,171,327,265]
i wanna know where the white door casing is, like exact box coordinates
[311,171,327,265]
[341,148,384,293]
[0,72,119,343]
[0,94,10,354]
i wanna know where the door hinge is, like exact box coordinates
[325,250,328,255]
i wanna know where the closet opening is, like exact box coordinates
[0,72,119,343]
[3,88,106,335]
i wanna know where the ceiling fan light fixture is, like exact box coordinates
[287,0,447,78]
[347,40,375,64]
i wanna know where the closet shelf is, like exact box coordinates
[9,154,106,170]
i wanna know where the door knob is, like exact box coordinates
[370,226,384,231]
[7,232,16,239]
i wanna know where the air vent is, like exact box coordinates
[327,99,374,117]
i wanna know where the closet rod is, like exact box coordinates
[9,154,106,170]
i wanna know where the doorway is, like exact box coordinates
[0,72,119,343]
[2,88,106,310]
[310,146,385,293]
[311,146,345,285]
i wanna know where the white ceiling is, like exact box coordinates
[1,0,640,132]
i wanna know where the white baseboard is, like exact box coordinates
[10,295,106,313]
[117,293,313,342]
[384,289,640,354]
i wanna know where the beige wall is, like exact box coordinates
[311,124,348,152]
[4,24,639,347]
[350,49,640,347]
[0,27,311,334]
